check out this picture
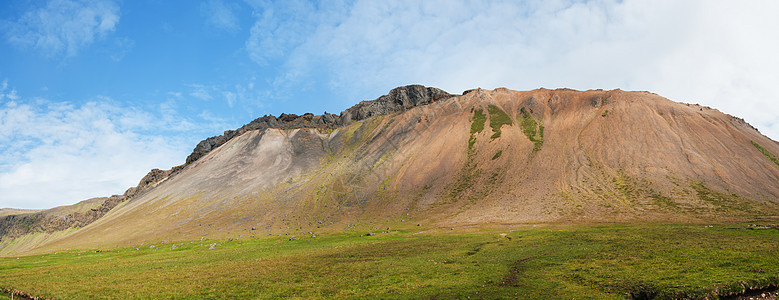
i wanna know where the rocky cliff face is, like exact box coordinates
[0,196,123,240]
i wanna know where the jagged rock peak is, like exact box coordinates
[340,85,451,122]
[184,85,452,165]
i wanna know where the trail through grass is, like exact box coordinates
[0,224,777,299]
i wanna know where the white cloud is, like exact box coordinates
[245,0,779,140]
[245,0,349,65]
[0,79,19,101]
[4,0,120,57]
[201,0,240,32]
[223,91,236,108]
[0,91,202,209]
[6,90,19,100]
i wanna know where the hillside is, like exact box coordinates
[2,86,778,256]
[0,209,40,217]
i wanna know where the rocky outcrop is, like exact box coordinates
[185,85,451,165]
[340,84,451,122]
[123,168,170,199]
[0,195,124,241]
[0,168,171,242]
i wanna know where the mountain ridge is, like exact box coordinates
[184,85,452,165]
[2,85,778,256]
[0,85,451,252]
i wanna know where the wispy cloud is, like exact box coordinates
[245,0,779,140]
[0,81,227,209]
[4,0,120,58]
[187,84,214,101]
[185,82,264,111]
[0,79,19,101]
[245,0,348,66]
[108,37,134,61]
[201,0,240,32]
[223,91,236,108]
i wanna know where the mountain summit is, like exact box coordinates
[2,86,778,255]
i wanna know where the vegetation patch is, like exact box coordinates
[611,172,680,210]
[492,149,503,160]
[446,165,480,203]
[0,224,777,299]
[486,105,512,139]
[518,108,544,152]
[690,182,751,212]
[444,108,487,204]
[469,108,486,150]
[752,141,779,168]
[445,108,510,205]
[317,127,336,135]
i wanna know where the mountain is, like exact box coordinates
[2,85,778,255]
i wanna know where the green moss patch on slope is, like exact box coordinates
[486,105,512,139]
[444,107,512,205]
[491,149,503,160]
[518,108,544,152]
[469,108,486,150]
[444,109,488,203]
[752,141,779,168]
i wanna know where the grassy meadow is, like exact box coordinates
[0,223,778,299]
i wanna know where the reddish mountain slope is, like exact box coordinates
[9,87,779,254]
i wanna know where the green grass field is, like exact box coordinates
[0,223,777,299]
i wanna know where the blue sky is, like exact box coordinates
[1,0,778,209]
